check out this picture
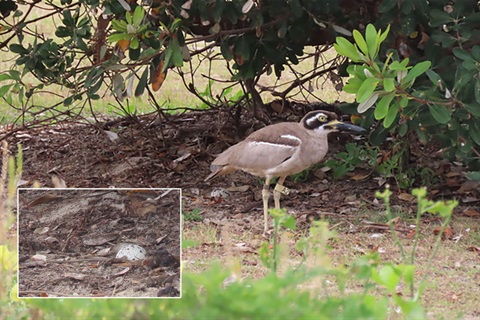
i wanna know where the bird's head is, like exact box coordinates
[302,110,366,134]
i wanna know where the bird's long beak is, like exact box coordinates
[327,120,366,133]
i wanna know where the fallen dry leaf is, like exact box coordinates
[433,226,454,240]
[457,180,479,193]
[350,172,371,181]
[404,229,416,239]
[467,246,480,253]
[463,208,480,217]
[398,193,416,202]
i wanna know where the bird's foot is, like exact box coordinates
[274,184,290,195]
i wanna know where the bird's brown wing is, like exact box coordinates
[211,123,302,175]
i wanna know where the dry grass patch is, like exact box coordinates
[183,212,480,319]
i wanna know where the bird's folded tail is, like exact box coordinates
[204,165,223,182]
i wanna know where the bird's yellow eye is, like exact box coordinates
[317,115,327,122]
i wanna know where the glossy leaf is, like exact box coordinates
[453,48,474,62]
[383,101,399,128]
[402,61,431,84]
[334,37,362,62]
[469,120,480,145]
[135,67,148,97]
[132,5,144,26]
[358,92,379,113]
[365,24,377,59]
[0,84,13,97]
[374,93,395,120]
[383,77,395,92]
[475,78,480,104]
[472,45,480,61]
[353,30,368,57]
[428,104,451,124]
[357,78,379,103]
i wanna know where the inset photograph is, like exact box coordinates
[17,188,181,298]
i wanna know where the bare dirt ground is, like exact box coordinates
[18,189,180,298]
[4,107,480,315]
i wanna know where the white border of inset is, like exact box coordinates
[17,187,182,299]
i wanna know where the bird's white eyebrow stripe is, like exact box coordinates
[280,134,301,142]
[248,141,296,148]
[306,115,321,126]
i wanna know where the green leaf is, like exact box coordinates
[358,92,379,113]
[135,67,148,97]
[220,41,233,60]
[9,44,29,54]
[0,84,13,97]
[353,30,368,57]
[108,33,129,42]
[428,104,451,124]
[125,10,133,25]
[130,37,139,49]
[465,102,480,116]
[383,77,395,92]
[389,59,409,71]
[472,45,480,61]
[466,171,480,181]
[379,0,397,13]
[344,77,363,94]
[399,122,408,136]
[170,39,183,67]
[171,18,183,32]
[280,214,296,230]
[365,24,377,59]
[402,61,431,84]
[453,48,474,62]
[9,70,20,81]
[383,101,399,128]
[378,265,401,292]
[357,78,379,103]
[430,9,453,27]
[63,96,73,106]
[235,36,250,61]
[111,19,127,32]
[129,45,140,60]
[469,120,480,145]
[0,73,13,82]
[334,37,362,62]
[475,78,480,104]
[132,5,144,26]
[462,60,478,71]
[425,69,441,86]
[375,93,395,120]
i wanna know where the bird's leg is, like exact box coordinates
[262,177,271,233]
[273,176,288,210]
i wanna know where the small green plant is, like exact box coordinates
[0,142,26,318]
[182,207,204,221]
[376,186,457,297]
[197,79,246,109]
[259,209,296,273]
[326,141,440,189]
[325,142,378,178]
